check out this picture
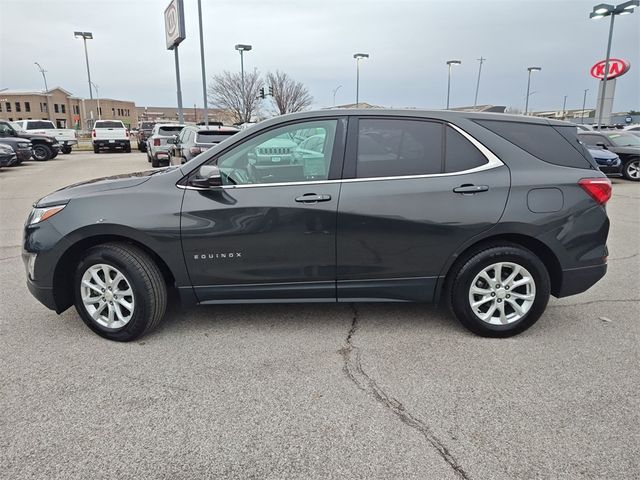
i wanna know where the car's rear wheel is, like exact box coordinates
[61,146,72,154]
[124,143,132,153]
[151,155,159,167]
[32,144,52,161]
[450,244,550,337]
[74,243,167,341]
[622,158,640,181]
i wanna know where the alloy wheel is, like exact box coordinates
[626,159,640,180]
[80,263,135,329]
[468,262,536,325]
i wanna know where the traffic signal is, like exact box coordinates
[268,86,274,96]
[259,87,265,99]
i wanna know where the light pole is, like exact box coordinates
[197,0,208,126]
[473,56,486,111]
[446,60,462,109]
[562,95,568,119]
[524,66,542,115]
[90,81,101,120]
[34,62,51,121]
[353,53,369,106]
[582,89,589,124]
[74,31,94,99]
[332,85,342,106]
[590,1,638,129]
[235,44,252,121]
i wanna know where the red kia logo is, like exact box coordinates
[590,59,630,80]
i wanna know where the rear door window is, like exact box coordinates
[475,120,593,169]
[356,119,443,178]
[444,126,488,173]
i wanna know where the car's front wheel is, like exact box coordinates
[622,157,640,181]
[61,145,72,154]
[32,144,52,161]
[74,243,167,341]
[450,244,550,337]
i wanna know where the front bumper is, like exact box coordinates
[26,277,58,311]
[556,263,607,298]
[16,148,33,161]
[1,153,17,167]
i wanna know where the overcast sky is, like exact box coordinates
[1,0,638,113]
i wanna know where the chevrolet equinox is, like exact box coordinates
[23,110,611,341]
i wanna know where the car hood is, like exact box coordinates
[17,132,57,142]
[588,148,618,160]
[36,170,158,207]
[611,145,640,155]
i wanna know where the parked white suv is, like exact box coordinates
[15,120,77,154]
[147,123,185,167]
[92,120,131,153]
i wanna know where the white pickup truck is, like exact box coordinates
[92,120,131,153]
[14,120,77,154]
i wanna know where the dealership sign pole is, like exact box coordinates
[197,0,208,126]
[590,58,631,127]
[165,0,186,123]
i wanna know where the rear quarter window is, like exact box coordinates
[444,126,487,173]
[475,119,594,169]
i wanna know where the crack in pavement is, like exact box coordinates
[338,304,472,480]
[549,299,640,308]
[608,253,639,261]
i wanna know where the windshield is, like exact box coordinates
[607,133,640,147]
[158,126,184,135]
[10,122,26,133]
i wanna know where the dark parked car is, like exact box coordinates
[23,110,610,341]
[0,120,60,161]
[578,131,640,181]
[169,125,240,164]
[0,136,33,165]
[137,121,156,152]
[587,147,622,175]
[0,143,17,167]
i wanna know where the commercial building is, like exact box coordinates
[0,87,137,130]
[136,106,235,125]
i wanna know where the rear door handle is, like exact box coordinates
[295,193,332,203]
[453,184,489,194]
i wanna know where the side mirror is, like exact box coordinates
[170,135,179,144]
[190,165,222,188]
[596,142,608,149]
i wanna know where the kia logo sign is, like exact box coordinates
[590,59,630,80]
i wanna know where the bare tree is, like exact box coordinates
[266,71,313,115]
[208,70,261,124]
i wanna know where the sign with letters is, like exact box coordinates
[590,59,630,80]
[164,0,186,50]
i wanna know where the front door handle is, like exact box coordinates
[295,193,332,203]
[453,184,489,194]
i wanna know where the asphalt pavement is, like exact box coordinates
[1,152,638,479]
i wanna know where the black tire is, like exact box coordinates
[73,243,167,341]
[61,146,72,154]
[32,144,52,161]
[138,143,146,152]
[622,157,640,182]
[449,244,550,337]
[124,143,132,153]
[151,155,159,167]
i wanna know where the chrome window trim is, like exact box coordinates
[177,122,504,191]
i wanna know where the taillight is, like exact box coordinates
[154,138,160,146]
[125,129,130,138]
[92,129,96,138]
[579,178,612,205]
[189,147,202,155]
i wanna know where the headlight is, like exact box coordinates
[17,142,31,148]
[29,205,66,225]
[0,145,13,154]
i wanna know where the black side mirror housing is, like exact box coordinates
[596,142,607,149]
[190,165,223,188]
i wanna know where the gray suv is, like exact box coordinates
[22,110,610,341]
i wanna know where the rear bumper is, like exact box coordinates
[556,263,607,298]
[93,140,130,148]
[599,165,622,175]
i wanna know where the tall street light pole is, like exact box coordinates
[582,89,589,124]
[446,60,462,109]
[473,56,485,111]
[590,1,638,129]
[353,53,369,106]
[562,95,568,119]
[197,0,208,126]
[524,66,542,115]
[332,85,342,106]
[74,31,94,99]
[34,62,51,121]
[90,81,101,120]
[235,44,252,122]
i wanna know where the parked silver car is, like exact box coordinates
[146,124,185,167]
